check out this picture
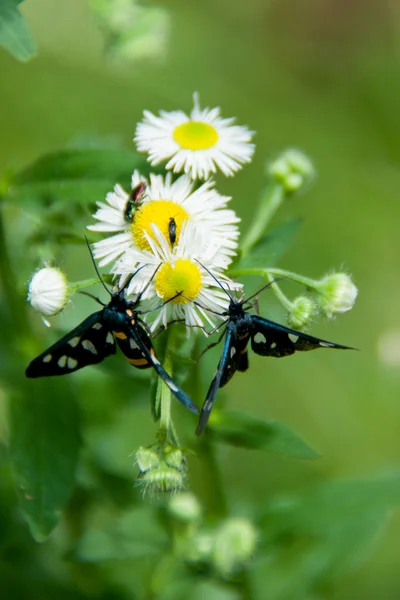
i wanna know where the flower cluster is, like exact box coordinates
[88,93,254,332]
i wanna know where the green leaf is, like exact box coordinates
[9,380,81,541]
[76,506,168,562]
[261,472,400,535]
[0,0,36,62]
[209,410,319,459]
[7,148,146,206]
[236,218,301,270]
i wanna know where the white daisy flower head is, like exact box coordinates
[113,220,242,333]
[134,92,255,180]
[88,170,240,267]
[27,266,69,316]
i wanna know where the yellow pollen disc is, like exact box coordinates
[132,200,189,251]
[173,121,218,150]
[155,260,202,304]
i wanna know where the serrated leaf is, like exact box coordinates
[0,0,36,62]
[236,218,301,270]
[209,410,319,459]
[9,380,81,541]
[6,148,146,206]
[76,506,168,562]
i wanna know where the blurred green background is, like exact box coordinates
[1,0,400,598]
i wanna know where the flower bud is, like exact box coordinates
[27,267,68,316]
[135,447,160,472]
[167,492,202,522]
[287,295,315,330]
[268,148,315,194]
[212,518,257,578]
[135,443,187,496]
[316,272,358,318]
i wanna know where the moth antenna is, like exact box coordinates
[134,263,162,304]
[78,290,106,306]
[195,260,233,302]
[118,264,150,295]
[84,235,112,296]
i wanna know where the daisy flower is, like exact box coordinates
[134,92,255,179]
[88,170,240,267]
[113,220,242,332]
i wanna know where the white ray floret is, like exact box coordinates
[113,220,241,333]
[135,93,255,180]
[88,170,240,267]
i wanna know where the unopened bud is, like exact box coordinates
[212,518,257,578]
[135,443,187,496]
[287,295,315,329]
[268,149,315,194]
[167,492,202,522]
[316,272,358,318]
[27,267,68,316]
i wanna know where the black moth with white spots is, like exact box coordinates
[197,284,353,435]
[26,262,199,415]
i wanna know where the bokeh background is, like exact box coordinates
[1,0,400,598]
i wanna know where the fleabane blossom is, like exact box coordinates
[88,170,240,267]
[135,92,255,179]
[113,220,241,332]
[27,267,68,316]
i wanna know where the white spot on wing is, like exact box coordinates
[82,340,98,355]
[43,354,52,363]
[106,332,114,345]
[168,382,178,392]
[68,336,80,347]
[254,332,267,344]
[319,341,333,348]
[129,338,139,350]
[230,346,236,358]
[288,334,299,344]
[271,342,277,349]
[67,357,78,369]
[58,355,67,368]
[92,322,102,330]
[151,355,160,365]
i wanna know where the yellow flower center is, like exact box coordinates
[132,200,189,251]
[173,121,218,150]
[155,259,202,304]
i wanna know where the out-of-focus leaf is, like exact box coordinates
[261,472,400,535]
[209,410,319,459]
[7,148,145,206]
[76,506,168,561]
[0,0,36,62]
[90,0,169,63]
[9,381,81,541]
[235,218,301,270]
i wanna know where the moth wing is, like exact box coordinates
[25,311,116,377]
[121,323,199,415]
[250,315,352,358]
[197,329,239,436]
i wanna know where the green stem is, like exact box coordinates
[156,328,179,446]
[231,266,320,290]
[0,203,27,334]
[68,278,107,294]
[263,271,294,312]
[240,181,285,258]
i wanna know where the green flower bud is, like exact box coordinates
[167,492,202,522]
[139,464,185,494]
[268,148,315,194]
[187,531,214,564]
[135,447,160,472]
[135,443,187,496]
[212,518,257,578]
[164,445,184,469]
[287,295,315,330]
[316,272,358,318]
